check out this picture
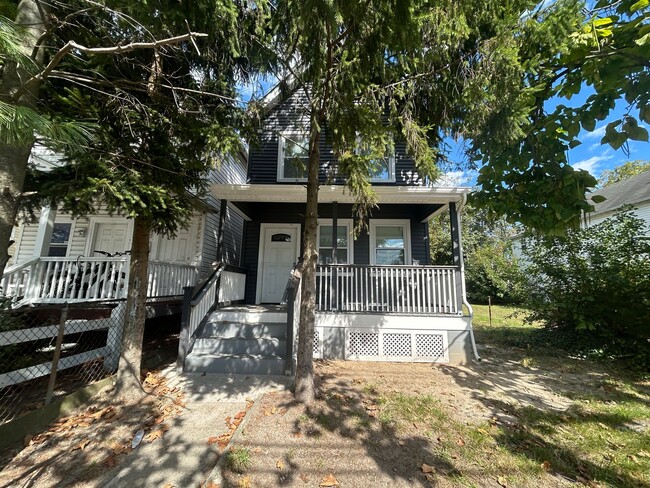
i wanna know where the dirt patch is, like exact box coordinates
[0,369,185,488]
[223,354,648,487]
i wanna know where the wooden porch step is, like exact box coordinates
[183,353,286,375]
[192,336,286,356]
[201,321,286,339]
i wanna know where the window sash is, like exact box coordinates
[279,134,309,181]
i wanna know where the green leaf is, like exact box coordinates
[627,126,649,142]
[591,195,607,203]
[592,17,613,27]
[581,118,596,132]
[630,0,648,12]
[569,140,582,149]
[640,106,650,124]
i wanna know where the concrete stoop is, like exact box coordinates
[184,309,288,375]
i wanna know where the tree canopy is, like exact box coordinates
[598,160,650,187]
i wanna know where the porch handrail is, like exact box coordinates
[283,262,302,375]
[177,262,226,368]
[316,263,462,314]
[1,257,40,303]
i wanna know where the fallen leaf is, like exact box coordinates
[207,437,220,445]
[146,427,167,443]
[292,431,302,438]
[421,463,435,474]
[162,484,174,488]
[104,455,117,468]
[276,460,286,470]
[23,434,34,447]
[497,476,508,487]
[456,437,466,446]
[73,439,90,451]
[638,450,650,458]
[425,473,435,482]
[627,454,639,463]
[541,460,551,471]
[319,474,340,487]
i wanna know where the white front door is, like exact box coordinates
[152,220,197,264]
[259,225,299,303]
[91,222,130,256]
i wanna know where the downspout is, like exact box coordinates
[456,193,481,361]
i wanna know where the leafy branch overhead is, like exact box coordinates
[473,0,649,233]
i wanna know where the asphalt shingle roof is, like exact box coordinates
[588,169,650,216]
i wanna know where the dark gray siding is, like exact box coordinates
[200,153,247,276]
[240,202,436,303]
[248,89,425,185]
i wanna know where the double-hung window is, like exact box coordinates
[369,220,411,265]
[317,219,353,264]
[47,223,71,257]
[278,133,309,182]
[356,138,396,183]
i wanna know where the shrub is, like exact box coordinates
[521,210,650,365]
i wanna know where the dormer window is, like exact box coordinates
[356,139,396,183]
[278,133,309,182]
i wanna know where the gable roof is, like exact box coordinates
[588,169,650,216]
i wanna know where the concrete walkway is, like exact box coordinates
[98,366,291,488]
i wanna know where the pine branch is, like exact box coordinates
[12,31,208,102]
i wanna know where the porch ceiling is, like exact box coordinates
[211,184,470,206]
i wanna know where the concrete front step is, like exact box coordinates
[201,321,286,339]
[184,353,286,375]
[192,336,286,356]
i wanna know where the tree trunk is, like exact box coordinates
[0,0,50,279]
[114,216,151,399]
[294,109,321,404]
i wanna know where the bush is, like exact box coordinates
[522,210,650,365]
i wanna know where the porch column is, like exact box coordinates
[32,205,57,257]
[331,201,338,309]
[216,199,227,263]
[449,202,464,310]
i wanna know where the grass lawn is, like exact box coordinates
[228,304,650,488]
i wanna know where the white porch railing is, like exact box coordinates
[316,264,461,314]
[2,257,199,306]
[147,261,198,297]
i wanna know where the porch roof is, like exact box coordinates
[211,184,470,221]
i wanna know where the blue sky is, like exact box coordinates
[441,88,649,187]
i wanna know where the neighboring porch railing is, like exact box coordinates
[2,257,200,306]
[2,257,130,305]
[316,264,462,314]
[147,261,198,297]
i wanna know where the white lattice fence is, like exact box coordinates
[344,329,448,362]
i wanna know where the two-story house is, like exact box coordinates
[179,89,479,375]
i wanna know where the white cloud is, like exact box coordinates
[435,170,476,187]
[582,124,607,141]
[572,152,614,175]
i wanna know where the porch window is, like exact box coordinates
[317,219,353,264]
[370,220,411,265]
[48,223,71,257]
[278,133,309,181]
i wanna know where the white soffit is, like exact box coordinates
[211,184,470,205]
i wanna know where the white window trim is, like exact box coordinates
[355,136,396,183]
[317,218,354,264]
[369,219,411,265]
[277,132,309,183]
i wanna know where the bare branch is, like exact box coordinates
[12,31,208,102]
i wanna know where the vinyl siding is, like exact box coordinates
[199,153,247,276]
[588,201,650,233]
[248,89,425,185]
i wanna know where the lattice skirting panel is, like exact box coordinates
[344,328,449,362]
[313,329,323,359]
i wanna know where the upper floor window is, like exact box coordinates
[356,139,395,183]
[278,133,309,182]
